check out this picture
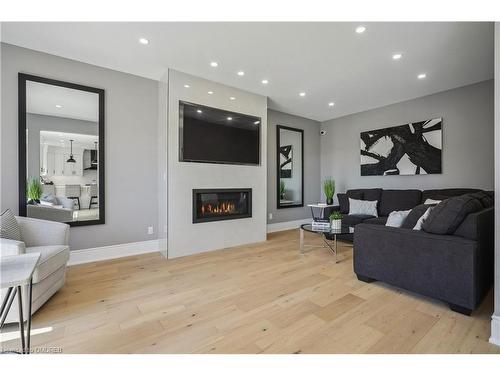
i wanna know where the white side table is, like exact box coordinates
[307,204,336,221]
[1,253,40,354]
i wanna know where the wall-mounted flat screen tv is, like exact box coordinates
[179,101,261,165]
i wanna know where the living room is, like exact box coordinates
[1,1,500,371]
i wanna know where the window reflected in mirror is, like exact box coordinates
[20,75,104,226]
[277,125,304,209]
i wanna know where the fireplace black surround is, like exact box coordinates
[193,188,252,223]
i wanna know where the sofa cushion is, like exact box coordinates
[362,188,383,202]
[468,191,493,208]
[341,214,375,226]
[26,245,70,283]
[363,216,388,225]
[379,190,422,217]
[1,209,21,241]
[338,190,364,214]
[421,194,484,235]
[402,204,433,229]
[421,188,480,203]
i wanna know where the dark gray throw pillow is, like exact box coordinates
[338,194,349,214]
[401,204,432,229]
[421,194,484,235]
[0,209,21,241]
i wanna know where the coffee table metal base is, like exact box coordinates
[299,227,341,263]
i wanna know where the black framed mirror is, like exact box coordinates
[18,73,105,226]
[276,125,304,209]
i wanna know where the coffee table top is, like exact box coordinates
[301,223,354,235]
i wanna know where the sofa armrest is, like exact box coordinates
[0,238,26,256]
[353,224,478,309]
[16,216,70,247]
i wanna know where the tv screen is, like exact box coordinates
[180,101,261,165]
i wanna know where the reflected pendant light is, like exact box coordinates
[67,140,76,163]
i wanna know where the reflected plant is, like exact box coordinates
[27,177,43,203]
[280,180,286,200]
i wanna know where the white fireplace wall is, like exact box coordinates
[167,69,268,258]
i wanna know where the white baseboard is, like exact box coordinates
[490,314,500,346]
[267,218,311,233]
[68,239,161,266]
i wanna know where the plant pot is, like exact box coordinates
[331,219,342,230]
[326,197,333,205]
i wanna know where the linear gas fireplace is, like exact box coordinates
[193,188,252,223]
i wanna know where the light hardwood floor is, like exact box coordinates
[2,229,499,354]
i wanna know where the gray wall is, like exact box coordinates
[1,43,160,250]
[267,109,321,224]
[320,80,494,198]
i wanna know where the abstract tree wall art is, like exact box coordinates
[280,145,293,178]
[360,118,442,176]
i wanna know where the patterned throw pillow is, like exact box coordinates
[0,209,21,241]
[348,198,378,217]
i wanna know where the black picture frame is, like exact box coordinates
[276,125,304,209]
[18,73,105,227]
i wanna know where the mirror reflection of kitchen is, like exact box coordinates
[279,127,303,206]
[26,81,99,223]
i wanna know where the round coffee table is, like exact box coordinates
[299,223,354,263]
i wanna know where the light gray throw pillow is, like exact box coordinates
[1,209,21,241]
[385,210,411,228]
[413,207,433,230]
[348,198,378,217]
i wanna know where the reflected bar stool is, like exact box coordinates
[88,184,98,209]
[65,184,81,210]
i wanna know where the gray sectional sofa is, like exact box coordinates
[324,188,494,315]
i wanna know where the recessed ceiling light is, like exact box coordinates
[355,26,366,34]
[197,109,203,114]
[392,53,403,60]
[237,71,245,76]
[299,92,306,97]
[261,79,269,84]
[184,84,190,88]
[227,117,233,121]
[229,96,236,101]
[139,38,149,45]
[418,73,427,79]
[328,102,335,107]
[210,61,218,67]
[55,104,62,108]
[208,91,214,95]
[254,121,260,125]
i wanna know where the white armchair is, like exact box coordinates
[1,216,70,323]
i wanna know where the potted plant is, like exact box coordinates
[27,177,43,205]
[329,211,342,230]
[280,180,286,200]
[323,179,335,205]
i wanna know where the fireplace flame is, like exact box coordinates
[202,201,236,215]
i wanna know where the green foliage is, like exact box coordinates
[27,177,43,200]
[280,180,286,199]
[329,211,343,221]
[323,179,335,199]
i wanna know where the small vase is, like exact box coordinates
[326,197,333,205]
[331,219,342,230]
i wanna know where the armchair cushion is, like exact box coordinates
[16,216,69,247]
[1,209,21,240]
[26,245,70,283]
[0,238,26,256]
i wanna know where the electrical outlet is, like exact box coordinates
[148,226,154,235]
[268,213,273,220]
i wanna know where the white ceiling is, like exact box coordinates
[40,130,98,149]
[2,22,493,121]
[27,81,99,122]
